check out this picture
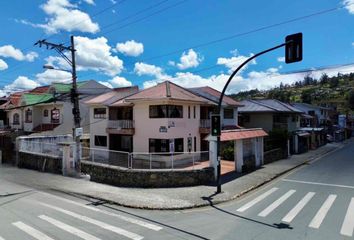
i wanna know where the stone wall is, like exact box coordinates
[264,148,287,164]
[81,160,214,188]
[18,152,62,174]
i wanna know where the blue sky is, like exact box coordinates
[0,0,353,95]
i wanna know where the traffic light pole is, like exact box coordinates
[215,42,288,193]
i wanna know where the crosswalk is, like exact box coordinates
[236,187,354,237]
[2,192,163,240]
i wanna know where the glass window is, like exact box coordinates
[224,108,234,119]
[149,138,184,153]
[43,109,48,117]
[193,106,196,119]
[188,106,190,119]
[94,135,107,147]
[94,108,106,119]
[25,109,32,123]
[149,105,183,118]
[13,113,20,125]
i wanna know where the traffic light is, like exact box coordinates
[211,114,221,136]
[285,33,303,64]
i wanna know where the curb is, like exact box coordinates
[48,144,343,211]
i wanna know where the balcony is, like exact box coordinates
[199,119,211,134]
[107,120,135,135]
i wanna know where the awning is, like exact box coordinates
[297,132,310,137]
[301,114,314,119]
[220,129,268,142]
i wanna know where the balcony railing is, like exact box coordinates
[108,120,134,129]
[200,119,211,128]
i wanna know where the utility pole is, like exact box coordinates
[35,36,82,176]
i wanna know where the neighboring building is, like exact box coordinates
[238,99,303,132]
[2,80,111,135]
[86,81,242,153]
[0,96,8,128]
[291,102,331,127]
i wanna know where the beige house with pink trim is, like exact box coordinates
[86,81,243,154]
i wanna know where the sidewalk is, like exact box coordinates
[0,141,349,210]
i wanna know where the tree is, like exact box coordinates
[320,73,329,85]
[301,89,313,104]
[348,90,354,110]
[329,77,339,88]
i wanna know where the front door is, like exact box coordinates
[51,108,60,124]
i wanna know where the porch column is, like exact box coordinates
[234,139,243,173]
[254,138,261,168]
[294,135,299,154]
[209,138,218,180]
[259,137,264,165]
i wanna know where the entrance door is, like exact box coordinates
[51,108,60,124]
[109,134,133,152]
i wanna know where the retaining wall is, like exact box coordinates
[264,148,287,164]
[81,160,214,188]
[18,152,62,174]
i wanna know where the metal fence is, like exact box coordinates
[19,140,61,158]
[82,147,209,170]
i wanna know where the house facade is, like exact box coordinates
[86,81,242,154]
[2,80,111,135]
[291,102,331,127]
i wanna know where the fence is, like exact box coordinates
[19,140,62,158]
[82,147,209,170]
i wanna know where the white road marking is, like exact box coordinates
[237,188,279,212]
[282,179,354,189]
[258,190,296,217]
[340,198,354,237]
[282,192,315,223]
[40,192,161,231]
[309,194,337,229]
[40,203,143,240]
[39,215,101,240]
[12,221,55,240]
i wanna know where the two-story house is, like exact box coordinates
[238,99,303,132]
[291,102,331,128]
[86,81,242,154]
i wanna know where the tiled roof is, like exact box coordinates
[239,99,303,113]
[85,86,139,106]
[220,129,268,141]
[189,86,243,106]
[124,81,211,103]
[30,86,50,93]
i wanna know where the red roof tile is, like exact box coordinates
[220,129,268,141]
[30,86,50,94]
[125,81,212,103]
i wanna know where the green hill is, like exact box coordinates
[230,73,354,114]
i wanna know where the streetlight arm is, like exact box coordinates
[217,42,287,112]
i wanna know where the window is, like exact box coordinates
[94,108,106,119]
[25,109,32,123]
[94,135,107,147]
[149,105,183,118]
[13,113,20,125]
[43,109,48,117]
[188,106,191,119]
[224,108,234,119]
[193,106,196,119]
[51,108,60,124]
[149,138,184,153]
[194,137,197,152]
[292,115,299,122]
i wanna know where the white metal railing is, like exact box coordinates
[82,147,209,170]
[200,119,211,128]
[107,120,134,129]
[19,140,61,158]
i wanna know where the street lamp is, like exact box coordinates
[43,65,72,73]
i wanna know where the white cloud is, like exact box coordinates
[75,36,124,76]
[109,76,132,87]
[0,59,8,70]
[217,49,256,73]
[99,81,113,88]
[116,40,144,57]
[4,76,40,92]
[21,0,99,34]
[134,62,165,77]
[343,0,354,14]
[36,69,72,85]
[176,49,202,70]
[0,45,38,62]
[277,57,285,62]
[82,0,94,4]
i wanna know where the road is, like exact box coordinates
[0,141,353,240]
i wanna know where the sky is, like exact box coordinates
[0,0,353,96]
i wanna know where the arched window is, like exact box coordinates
[13,113,20,125]
[25,108,32,123]
[44,109,48,117]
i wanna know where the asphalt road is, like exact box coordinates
[0,140,353,240]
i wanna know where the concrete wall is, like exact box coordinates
[18,152,62,174]
[243,113,273,132]
[89,105,109,149]
[133,101,201,152]
[81,160,214,188]
[287,115,300,132]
